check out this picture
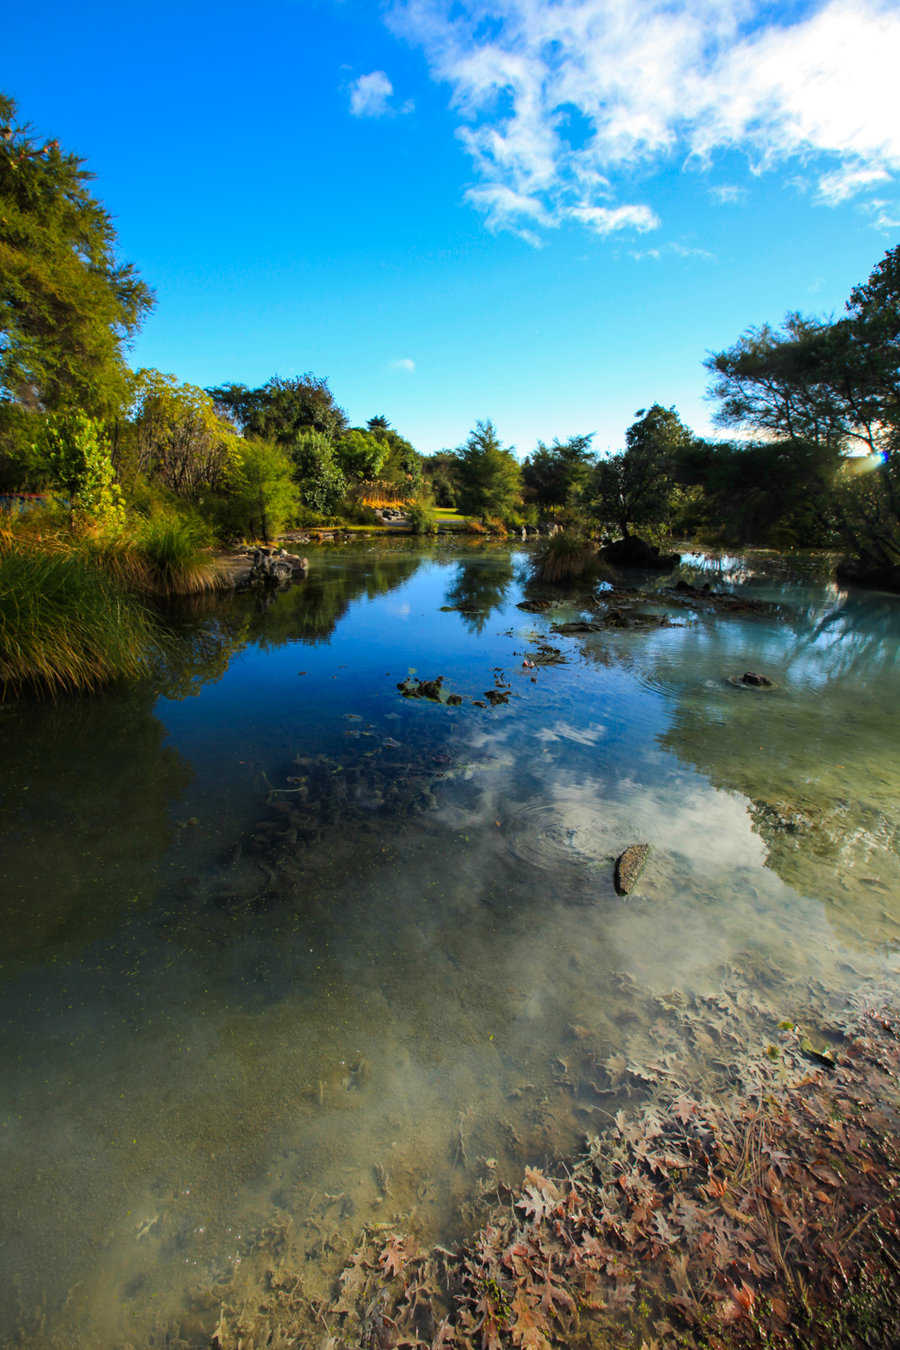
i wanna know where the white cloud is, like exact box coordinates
[389,357,416,372]
[349,70,401,118]
[568,202,659,234]
[708,184,746,204]
[388,0,900,240]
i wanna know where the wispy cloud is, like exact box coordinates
[388,357,416,373]
[349,70,411,118]
[388,0,900,240]
[708,184,746,205]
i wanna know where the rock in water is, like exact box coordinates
[740,670,774,688]
[614,843,651,896]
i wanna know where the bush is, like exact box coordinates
[214,440,300,542]
[406,495,439,535]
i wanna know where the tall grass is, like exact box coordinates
[131,510,225,596]
[531,529,611,584]
[0,536,164,694]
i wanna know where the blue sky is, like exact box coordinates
[6,0,900,457]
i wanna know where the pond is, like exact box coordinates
[1,542,898,1347]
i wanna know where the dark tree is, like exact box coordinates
[207,374,349,444]
[588,405,693,537]
[522,433,596,512]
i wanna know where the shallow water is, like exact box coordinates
[1,544,898,1347]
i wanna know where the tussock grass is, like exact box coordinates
[0,537,164,694]
[130,510,225,597]
[532,529,610,584]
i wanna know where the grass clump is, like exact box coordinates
[131,509,225,596]
[531,528,610,584]
[0,533,164,694]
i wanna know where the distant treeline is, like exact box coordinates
[1,89,898,585]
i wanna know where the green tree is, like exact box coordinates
[218,440,300,541]
[422,451,461,507]
[453,420,522,522]
[208,374,348,444]
[706,247,900,571]
[366,415,423,490]
[588,405,693,538]
[290,430,347,515]
[128,370,241,498]
[522,433,596,513]
[0,93,153,416]
[34,409,125,527]
[334,428,387,481]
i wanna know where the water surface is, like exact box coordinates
[1,543,898,1347]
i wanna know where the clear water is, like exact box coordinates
[1,543,898,1347]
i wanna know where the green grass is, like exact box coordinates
[0,536,165,694]
[531,529,610,583]
[130,509,226,596]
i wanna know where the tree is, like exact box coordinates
[128,369,241,497]
[207,374,348,444]
[522,434,596,513]
[366,415,423,490]
[706,247,900,571]
[422,451,461,507]
[34,409,124,526]
[588,405,693,537]
[217,440,300,541]
[290,431,347,515]
[334,428,387,481]
[453,420,522,522]
[0,93,153,415]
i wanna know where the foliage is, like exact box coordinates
[0,526,163,692]
[216,439,300,541]
[405,491,439,535]
[129,508,224,595]
[423,450,462,506]
[207,373,349,444]
[210,998,900,1350]
[706,246,900,569]
[454,419,522,522]
[588,404,694,539]
[34,409,125,527]
[0,92,153,416]
[677,437,840,548]
[367,415,423,490]
[334,427,387,481]
[128,369,241,498]
[290,430,347,515]
[522,433,596,513]
[531,528,608,583]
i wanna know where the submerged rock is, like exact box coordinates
[614,843,651,896]
[739,670,775,688]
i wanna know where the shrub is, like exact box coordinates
[406,495,439,535]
